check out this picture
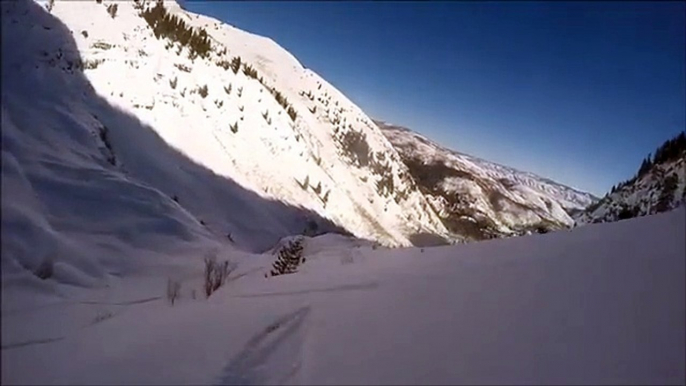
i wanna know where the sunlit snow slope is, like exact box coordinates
[1,0,457,286]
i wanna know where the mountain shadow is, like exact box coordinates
[1,0,353,285]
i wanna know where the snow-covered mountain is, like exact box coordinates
[3,2,685,384]
[377,120,598,240]
[2,0,458,285]
[575,132,686,225]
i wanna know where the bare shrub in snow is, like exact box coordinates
[224,84,232,95]
[106,4,118,19]
[81,30,88,38]
[83,58,104,70]
[91,41,114,50]
[217,59,231,71]
[33,257,54,280]
[230,122,238,133]
[174,63,191,73]
[92,311,114,324]
[169,77,177,89]
[203,255,235,298]
[197,85,208,98]
[166,279,181,305]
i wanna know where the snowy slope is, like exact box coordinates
[378,121,598,240]
[61,0,451,246]
[2,205,683,384]
[1,0,458,286]
[575,134,686,225]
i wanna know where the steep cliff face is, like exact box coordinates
[378,121,598,240]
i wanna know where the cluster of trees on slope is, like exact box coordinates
[610,131,685,194]
[140,0,211,59]
[583,131,685,222]
[139,1,300,122]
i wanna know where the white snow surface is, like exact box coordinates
[3,206,684,385]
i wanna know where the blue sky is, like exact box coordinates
[181,1,685,196]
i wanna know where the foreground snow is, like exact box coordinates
[3,208,684,385]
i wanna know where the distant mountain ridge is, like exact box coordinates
[376,120,598,240]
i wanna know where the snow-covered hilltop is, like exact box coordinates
[377,120,598,240]
[575,132,686,225]
[2,0,458,286]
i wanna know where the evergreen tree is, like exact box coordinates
[269,239,305,276]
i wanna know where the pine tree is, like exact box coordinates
[269,239,305,276]
[637,156,652,177]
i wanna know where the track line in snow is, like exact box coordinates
[232,282,379,298]
[77,296,162,306]
[217,306,311,385]
[1,336,65,351]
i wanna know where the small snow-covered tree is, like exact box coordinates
[269,239,305,277]
[106,3,118,18]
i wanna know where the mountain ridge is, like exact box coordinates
[376,120,598,240]
[374,119,598,199]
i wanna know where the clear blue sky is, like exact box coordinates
[181,1,685,196]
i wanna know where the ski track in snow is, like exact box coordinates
[1,336,67,351]
[232,282,379,299]
[217,306,312,386]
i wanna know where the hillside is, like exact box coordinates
[1,0,460,287]
[377,120,598,240]
[575,132,686,225]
